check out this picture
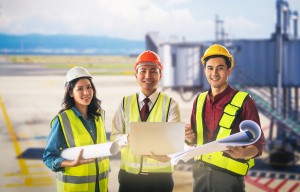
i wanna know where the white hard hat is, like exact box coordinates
[65,66,92,85]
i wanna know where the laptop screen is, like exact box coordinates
[129,122,185,155]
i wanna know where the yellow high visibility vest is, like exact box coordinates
[56,109,110,192]
[121,93,174,174]
[195,91,255,176]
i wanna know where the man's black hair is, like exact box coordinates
[204,55,232,69]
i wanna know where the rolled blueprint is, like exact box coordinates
[169,120,262,165]
[60,141,121,160]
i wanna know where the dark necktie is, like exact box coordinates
[140,97,150,122]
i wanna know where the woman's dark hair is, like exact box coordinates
[59,77,102,117]
[204,55,232,69]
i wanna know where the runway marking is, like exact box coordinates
[5,171,50,176]
[27,163,46,168]
[5,176,54,187]
[175,161,300,191]
[289,183,300,192]
[248,170,300,180]
[0,96,54,187]
[264,177,275,186]
[245,174,300,192]
[274,179,289,191]
[0,96,28,174]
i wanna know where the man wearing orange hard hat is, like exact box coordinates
[185,44,265,192]
[111,50,181,192]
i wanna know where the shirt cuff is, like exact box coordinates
[52,157,65,172]
[115,134,128,146]
[185,140,195,146]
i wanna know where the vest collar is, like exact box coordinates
[208,85,235,104]
[137,90,159,104]
[71,106,90,120]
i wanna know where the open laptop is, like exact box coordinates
[129,122,185,155]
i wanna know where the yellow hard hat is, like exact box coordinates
[201,44,234,68]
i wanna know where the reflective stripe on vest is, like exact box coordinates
[121,93,174,174]
[57,171,109,184]
[194,91,255,176]
[57,109,109,192]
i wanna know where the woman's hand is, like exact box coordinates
[71,149,95,166]
[61,149,95,167]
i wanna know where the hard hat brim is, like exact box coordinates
[135,62,162,70]
[201,54,235,68]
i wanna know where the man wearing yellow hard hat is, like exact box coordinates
[185,44,265,192]
[110,50,181,192]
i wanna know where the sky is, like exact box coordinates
[0,0,299,41]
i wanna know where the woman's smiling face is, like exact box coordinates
[70,78,94,107]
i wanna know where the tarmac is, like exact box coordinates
[0,63,299,192]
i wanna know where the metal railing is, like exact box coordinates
[233,68,300,136]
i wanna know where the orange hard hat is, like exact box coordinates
[134,50,163,70]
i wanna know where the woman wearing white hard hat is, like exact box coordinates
[43,66,110,192]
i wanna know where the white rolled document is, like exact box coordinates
[60,141,122,160]
[60,120,261,162]
[168,120,262,165]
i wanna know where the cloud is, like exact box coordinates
[224,16,261,38]
[0,0,298,41]
[225,16,259,30]
[164,0,191,6]
[0,0,212,40]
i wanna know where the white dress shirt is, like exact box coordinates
[110,90,181,145]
